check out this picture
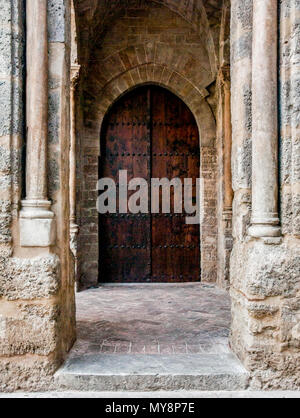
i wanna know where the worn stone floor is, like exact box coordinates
[55,284,247,392]
[71,283,231,357]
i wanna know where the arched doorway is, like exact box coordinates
[99,85,201,283]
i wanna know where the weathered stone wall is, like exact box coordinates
[230,0,300,389]
[0,0,75,391]
[75,1,221,288]
[280,0,300,238]
[47,0,76,362]
[0,0,24,260]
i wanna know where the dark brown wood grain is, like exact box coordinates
[99,86,200,283]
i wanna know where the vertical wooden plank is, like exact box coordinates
[99,87,151,283]
[151,86,201,282]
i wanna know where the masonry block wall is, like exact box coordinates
[230,0,300,389]
[0,0,75,391]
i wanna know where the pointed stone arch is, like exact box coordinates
[87,64,216,150]
[78,62,217,288]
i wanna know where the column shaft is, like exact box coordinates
[223,78,233,212]
[20,0,55,247]
[26,0,48,200]
[70,74,77,226]
[70,66,80,264]
[249,0,280,238]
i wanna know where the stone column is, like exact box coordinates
[70,65,80,261]
[217,67,233,287]
[223,73,233,214]
[19,0,55,247]
[222,72,233,277]
[248,0,281,238]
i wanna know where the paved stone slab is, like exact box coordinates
[73,284,231,356]
[55,285,248,392]
[55,353,249,392]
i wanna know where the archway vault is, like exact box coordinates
[86,64,216,149]
[73,0,222,75]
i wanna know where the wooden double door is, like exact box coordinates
[99,86,200,283]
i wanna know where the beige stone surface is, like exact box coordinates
[229,0,300,390]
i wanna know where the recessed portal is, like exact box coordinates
[99,86,201,283]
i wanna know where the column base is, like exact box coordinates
[248,223,281,238]
[222,209,233,228]
[20,200,56,247]
[70,222,79,257]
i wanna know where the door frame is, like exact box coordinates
[77,77,218,288]
[98,84,210,284]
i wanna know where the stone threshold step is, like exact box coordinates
[55,353,249,392]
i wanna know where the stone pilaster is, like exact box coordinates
[222,69,234,214]
[222,73,233,271]
[19,0,55,247]
[216,67,233,288]
[248,0,281,238]
[70,65,80,269]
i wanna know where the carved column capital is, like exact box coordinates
[218,66,230,89]
[71,64,81,90]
